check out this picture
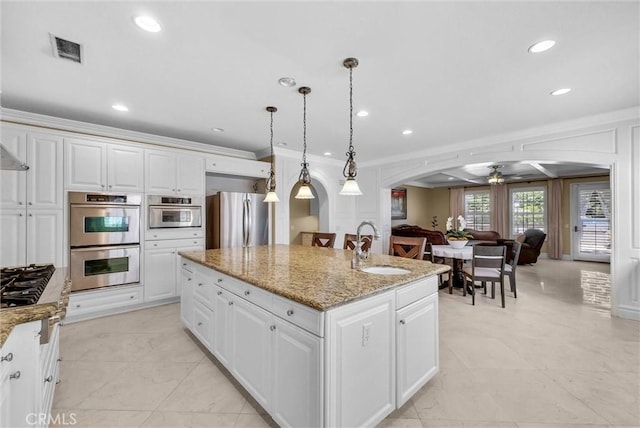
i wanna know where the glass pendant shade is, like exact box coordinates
[263,191,280,203]
[339,177,362,195]
[295,184,314,199]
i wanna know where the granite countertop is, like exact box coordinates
[0,267,71,347]
[180,244,450,311]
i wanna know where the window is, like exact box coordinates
[510,187,546,236]
[464,191,491,231]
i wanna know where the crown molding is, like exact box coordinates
[0,108,258,160]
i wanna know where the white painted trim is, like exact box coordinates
[64,298,179,324]
[1,108,258,160]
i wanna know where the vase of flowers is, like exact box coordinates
[446,215,472,249]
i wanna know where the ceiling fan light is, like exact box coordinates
[339,177,363,196]
[263,191,280,203]
[295,184,314,199]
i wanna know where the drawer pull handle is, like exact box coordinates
[197,322,203,326]
[45,375,53,383]
[228,301,234,306]
[57,357,63,362]
[1,353,13,362]
[198,283,203,287]
[399,319,406,325]
[56,379,61,385]
[244,290,250,296]
[217,278,223,283]
[182,263,187,267]
[217,291,222,296]
[130,296,134,299]
[9,371,20,380]
[286,309,294,316]
[270,325,276,331]
[187,278,192,281]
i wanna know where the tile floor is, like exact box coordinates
[52,259,639,428]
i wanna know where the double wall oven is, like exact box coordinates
[69,192,141,292]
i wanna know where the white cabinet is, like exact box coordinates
[205,154,270,178]
[213,286,233,367]
[65,138,144,191]
[67,285,143,320]
[0,321,41,428]
[271,317,323,428]
[143,238,204,302]
[396,292,439,407]
[0,126,64,267]
[145,149,204,195]
[180,265,194,328]
[231,297,272,409]
[325,291,396,428]
[192,299,215,350]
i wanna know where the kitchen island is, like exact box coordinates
[180,245,449,428]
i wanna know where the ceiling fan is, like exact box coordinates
[487,165,505,185]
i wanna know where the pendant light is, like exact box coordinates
[263,106,279,203]
[488,165,505,185]
[295,86,314,199]
[339,57,363,196]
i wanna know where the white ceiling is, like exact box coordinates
[1,1,638,179]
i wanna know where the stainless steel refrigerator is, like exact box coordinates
[206,192,269,249]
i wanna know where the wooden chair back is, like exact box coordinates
[389,235,426,260]
[311,232,336,248]
[472,245,506,271]
[343,234,373,252]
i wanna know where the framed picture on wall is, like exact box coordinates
[391,187,407,220]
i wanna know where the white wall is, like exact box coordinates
[358,108,640,320]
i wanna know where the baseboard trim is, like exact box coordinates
[64,297,179,324]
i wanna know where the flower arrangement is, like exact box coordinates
[446,215,473,240]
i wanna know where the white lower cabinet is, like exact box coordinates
[180,257,439,428]
[396,292,439,407]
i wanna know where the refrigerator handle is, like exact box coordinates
[246,199,253,246]
[243,197,250,247]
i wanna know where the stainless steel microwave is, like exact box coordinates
[148,195,202,229]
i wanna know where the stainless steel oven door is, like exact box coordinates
[148,206,202,228]
[70,205,140,247]
[70,245,140,292]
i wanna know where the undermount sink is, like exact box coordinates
[361,265,411,275]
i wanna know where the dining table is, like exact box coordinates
[431,244,473,289]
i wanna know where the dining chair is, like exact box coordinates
[343,233,373,252]
[504,240,522,298]
[311,232,336,248]
[424,242,452,290]
[462,245,506,307]
[389,235,426,260]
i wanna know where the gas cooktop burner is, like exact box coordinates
[0,263,55,308]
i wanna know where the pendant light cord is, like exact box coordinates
[348,65,354,155]
[302,91,308,166]
[270,110,274,160]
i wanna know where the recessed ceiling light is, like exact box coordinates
[528,40,556,53]
[278,77,296,87]
[277,142,287,146]
[134,16,162,33]
[112,104,129,112]
[211,127,224,132]
[402,129,413,135]
[550,88,571,96]
[356,110,369,117]
[323,152,332,156]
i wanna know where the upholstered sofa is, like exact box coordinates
[463,229,501,243]
[497,228,546,265]
[391,224,447,245]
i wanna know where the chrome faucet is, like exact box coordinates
[353,221,381,269]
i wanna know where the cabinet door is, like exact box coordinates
[180,268,194,328]
[26,210,63,266]
[27,132,63,209]
[325,291,395,428]
[107,144,144,192]
[231,298,272,410]
[145,149,177,194]
[65,138,107,190]
[0,126,27,208]
[176,152,204,195]
[396,293,439,407]
[0,209,26,267]
[213,287,233,368]
[271,318,323,428]
[193,299,214,351]
[144,247,177,302]
[174,244,204,298]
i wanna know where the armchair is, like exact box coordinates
[498,229,546,265]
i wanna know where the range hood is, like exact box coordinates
[0,144,29,171]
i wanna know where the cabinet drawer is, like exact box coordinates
[220,277,272,311]
[396,277,438,309]
[68,285,143,317]
[180,258,196,273]
[146,228,204,241]
[272,295,324,337]
[192,270,214,309]
[145,238,204,250]
[192,300,214,351]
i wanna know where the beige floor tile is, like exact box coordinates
[386,399,419,419]
[233,413,275,428]
[158,362,247,413]
[139,411,241,428]
[376,417,424,427]
[192,412,241,428]
[50,409,152,427]
[445,337,536,370]
[419,420,518,427]
[516,424,613,428]
[76,361,197,411]
[53,361,128,409]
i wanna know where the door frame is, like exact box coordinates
[570,180,611,262]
